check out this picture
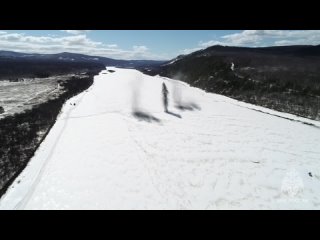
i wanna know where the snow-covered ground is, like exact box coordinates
[1,67,320,210]
[0,75,75,119]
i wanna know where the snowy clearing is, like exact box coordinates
[0,75,78,119]
[1,67,320,210]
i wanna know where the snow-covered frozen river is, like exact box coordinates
[1,68,320,209]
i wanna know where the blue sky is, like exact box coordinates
[1,30,320,60]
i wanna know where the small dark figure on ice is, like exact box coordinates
[162,82,169,112]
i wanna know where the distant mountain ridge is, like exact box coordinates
[0,50,165,68]
[178,44,320,58]
[0,50,166,80]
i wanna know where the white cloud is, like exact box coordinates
[221,30,263,45]
[133,45,148,52]
[274,40,298,46]
[216,30,320,47]
[62,30,91,35]
[0,32,163,60]
[106,44,118,48]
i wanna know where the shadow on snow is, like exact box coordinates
[132,111,161,123]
